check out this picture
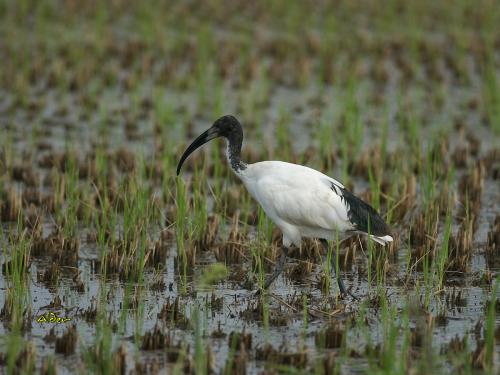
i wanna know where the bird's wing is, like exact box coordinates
[331,185,391,236]
[246,161,391,238]
[254,174,352,232]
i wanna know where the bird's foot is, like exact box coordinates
[254,288,266,297]
[255,283,276,297]
[337,281,357,300]
[339,289,358,301]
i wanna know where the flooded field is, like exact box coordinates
[1,1,500,374]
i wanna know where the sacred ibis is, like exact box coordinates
[176,115,393,297]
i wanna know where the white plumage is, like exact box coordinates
[238,161,393,247]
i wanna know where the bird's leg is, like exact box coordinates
[320,239,356,299]
[258,245,288,292]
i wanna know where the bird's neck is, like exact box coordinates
[226,136,247,174]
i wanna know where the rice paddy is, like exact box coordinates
[0,1,500,374]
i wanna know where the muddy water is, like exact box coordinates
[1,26,500,375]
[1,79,500,373]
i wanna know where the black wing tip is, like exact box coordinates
[375,220,393,237]
[339,187,392,237]
[358,214,391,237]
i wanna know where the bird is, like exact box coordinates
[176,115,393,297]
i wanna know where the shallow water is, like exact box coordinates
[1,2,500,374]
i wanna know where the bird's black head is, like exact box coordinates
[176,115,243,175]
[212,115,242,138]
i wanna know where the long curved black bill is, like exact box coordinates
[176,127,219,175]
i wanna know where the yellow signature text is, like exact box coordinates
[36,312,72,324]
